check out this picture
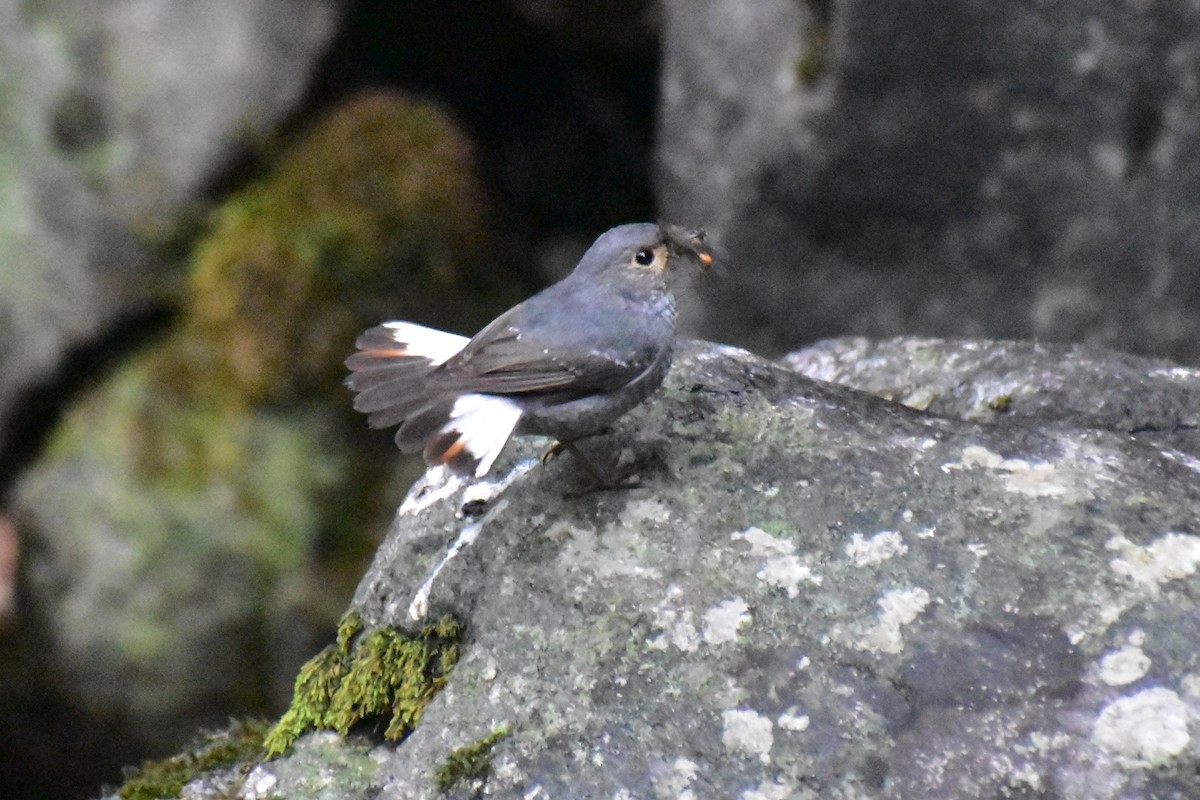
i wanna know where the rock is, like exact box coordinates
[19,0,345,230]
[0,0,345,491]
[159,339,1200,799]
[784,336,1200,439]
[657,0,1200,363]
[5,90,493,794]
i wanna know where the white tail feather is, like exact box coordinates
[382,321,469,365]
[441,394,523,478]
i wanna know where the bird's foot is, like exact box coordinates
[559,440,642,495]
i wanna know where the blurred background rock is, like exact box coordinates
[3,1,1200,798]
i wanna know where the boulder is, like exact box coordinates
[0,0,344,489]
[6,89,491,798]
[148,339,1200,799]
[658,0,1200,364]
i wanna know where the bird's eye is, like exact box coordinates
[634,249,655,266]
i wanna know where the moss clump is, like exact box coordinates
[988,395,1014,412]
[264,611,460,757]
[118,718,268,800]
[433,726,512,794]
[187,90,493,403]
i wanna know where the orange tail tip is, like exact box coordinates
[350,321,469,367]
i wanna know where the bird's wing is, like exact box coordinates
[436,308,656,397]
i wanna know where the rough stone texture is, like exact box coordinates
[15,0,344,229]
[658,0,1200,364]
[175,339,1200,799]
[0,0,343,487]
[4,88,495,800]
[785,336,1200,440]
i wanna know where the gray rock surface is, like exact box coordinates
[785,336,1200,437]
[0,0,342,477]
[658,0,1200,363]
[194,339,1200,799]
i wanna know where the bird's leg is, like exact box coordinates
[561,440,641,493]
[540,427,615,465]
[541,441,566,465]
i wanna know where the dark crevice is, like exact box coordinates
[1128,422,1199,436]
[1125,87,1164,177]
[259,0,660,241]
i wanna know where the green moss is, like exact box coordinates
[757,520,793,538]
[987,395,1014,413]
[433,726,512,794]
[118,718,268,800]
[264,612,460,758]
[186,90,492,403]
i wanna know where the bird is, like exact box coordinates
[345,222,713,480]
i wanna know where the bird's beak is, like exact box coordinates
[662,224,715,270]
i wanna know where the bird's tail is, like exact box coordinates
[344,321,469,430]
[418,394,523,478]
[345,321,523,478]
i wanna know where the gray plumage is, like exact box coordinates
[345,222,712,478]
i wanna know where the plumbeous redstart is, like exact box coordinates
[345,222,713,479]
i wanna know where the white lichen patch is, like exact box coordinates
[647,586,701,652]
[756,555,822,598]
[845,530,908,566]
[702,343,758,361]
[703,597,752,645]
[1181,673,1200,699]
[1092,687,1191,766]
[1108,532,1200,586]
[777,707,810,732]
[1026,731,1073,755]
[618,497,672,528]
[490,755,524,788]
[651,757,699,800]
[731,526,796,556]
[1098,645,1151,686]
[739,779,800,800]
[856,587,931,654]
[732,527,822,597]
[722,708,774,764]
[941,445,1069,498]
[553,509,665,584]
[241,765,279,800]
